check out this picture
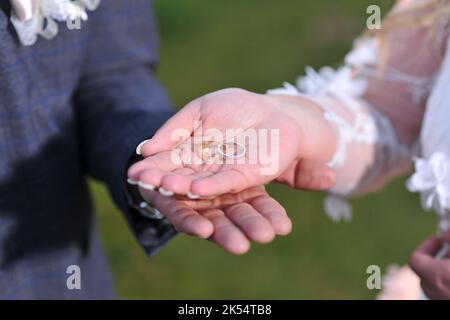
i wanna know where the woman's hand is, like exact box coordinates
[139,185,292,254]
[409,230,450,299]
[128,88,337,198]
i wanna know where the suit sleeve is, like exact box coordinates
[73,0,177,256]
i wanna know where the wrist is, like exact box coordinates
[266,94,338,163]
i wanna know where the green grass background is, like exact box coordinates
[92,0,436,299]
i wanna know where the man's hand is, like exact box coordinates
[409,231,450,300]
[139,185,292,255]
[128,88,336,198]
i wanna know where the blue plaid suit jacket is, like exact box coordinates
[0,0,176,299]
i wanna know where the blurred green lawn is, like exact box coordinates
[92,0,437,299]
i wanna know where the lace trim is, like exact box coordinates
[269,40,392,173]
[267,37,414,223]
[407,152,450,232]
[10,0,101,46]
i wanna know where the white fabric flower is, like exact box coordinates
[296,66,368,99]
[266,39,381,223]
[10,0,101,46]
[324,195,352,223]
[407,152,450,216]
[41,0,88,22]
[345,38,379,68]
[266,82,301,96]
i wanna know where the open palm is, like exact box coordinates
[128,88,335,198]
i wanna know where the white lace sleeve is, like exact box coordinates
[268,27,444,221]
[406,36,450,234]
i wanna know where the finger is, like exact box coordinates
[409,237,442,283]
[169,208,214,239]
[186,185,266,208]
[421,280,441,300]
[249,195,292,236]
[141,190,213,238]
[409,254,439,285]
[415,236,443,256]
[190,170,251,196]
[198,185,266,207]
[140,105,199,156]
[137,168,168,191]
[435,243,450,260]
[161,170,216,198]
[127,151,182,181]
[160,168,196,195]
[201,209,250,255]
[224,203,275,244]
[283,159,336,190]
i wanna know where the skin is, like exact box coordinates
[132,88,450,298]
[128,0,449,284]
[139,185,292,255]
[128,88,337,196]
[128,88,338,254]
[409,230,450,300]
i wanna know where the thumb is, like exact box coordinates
[139,103,199,157]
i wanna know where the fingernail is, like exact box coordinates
[159,187,174,196]
[138,181,155,191]
[127,178,139,185]
[136,139,149,155]
[187,192,200,199]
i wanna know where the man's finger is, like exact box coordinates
[201,209,250,255]
[224,203,275,244]
[249,195,292,236]
[140,190,213,239]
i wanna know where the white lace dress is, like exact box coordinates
[269,1,450,237]
[268,0,450,299]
